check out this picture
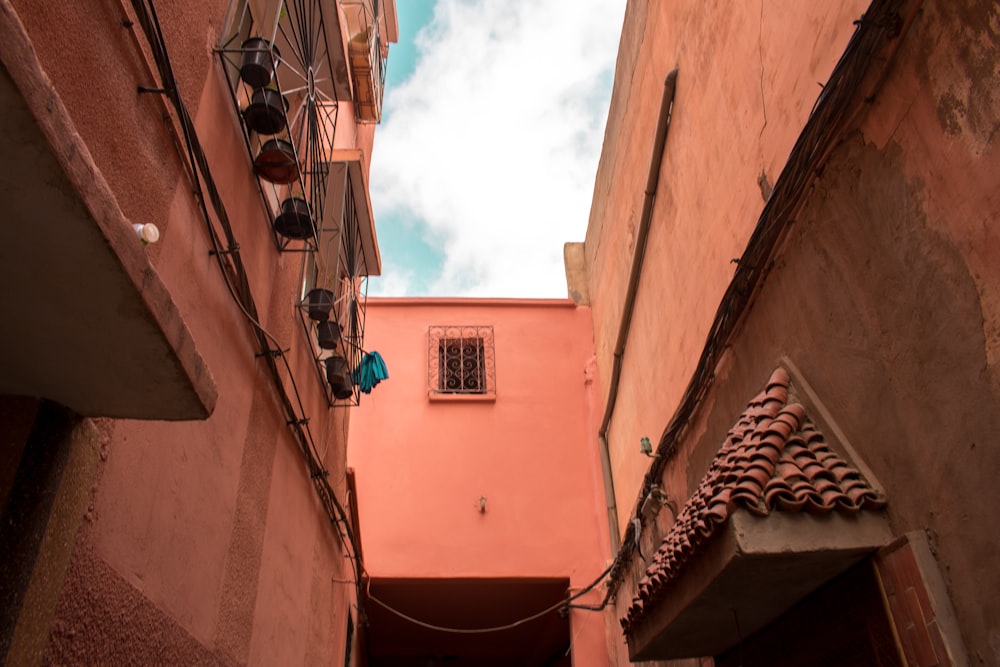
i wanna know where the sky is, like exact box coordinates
[367,0,626,297]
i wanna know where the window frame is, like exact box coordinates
[428,325,496,402]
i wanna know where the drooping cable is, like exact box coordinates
[367,595,568,635]
[360,556,616,637]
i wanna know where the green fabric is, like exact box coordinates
[353,351,389,394]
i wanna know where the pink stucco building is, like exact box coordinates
[1,0,998,665]
[578,0,999,664]
[349,299,611,666]
[0,0,394,664]
[351,0,999,665]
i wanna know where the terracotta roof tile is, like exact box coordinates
[621,368,886,633]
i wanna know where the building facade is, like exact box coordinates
[582,0,999,664]
[0,0,395,664]
[2,0,998,665]
[348,298,612,666]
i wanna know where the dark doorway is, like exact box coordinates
[715,560,903,667]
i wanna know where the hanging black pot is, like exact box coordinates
[239,37,280,88]
[324,356,354,400]
[254,138,299,184]
[316,320,341,349]
[273,197,314,240]
[243,87,288,135]
[305,288,334,321]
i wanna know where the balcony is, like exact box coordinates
[342,0,394,122]
[220,1,343,255]
[218,0,391,254]
[218,2,389,405]
[0,22,216,419]
[296,150,379,406]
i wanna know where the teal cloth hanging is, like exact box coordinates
[352,351,389,394]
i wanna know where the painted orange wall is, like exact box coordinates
[587,0,1000,662]
[6,1,366,664]
[584,0,869,538]
[349,298,611,666]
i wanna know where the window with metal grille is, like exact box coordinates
[438,337,486,393]
[428,326,496,400]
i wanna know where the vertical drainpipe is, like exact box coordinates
[597,70,678,554]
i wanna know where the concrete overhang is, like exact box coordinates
[325,148,381,276]
[627,510,894,661]
[0,9,217,419]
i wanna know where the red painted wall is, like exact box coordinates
[585,0,999,662]
[585,0,868,534]
[4,1,370,664]
[349,298,611,666]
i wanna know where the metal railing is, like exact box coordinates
[218,0,374,406]
[341,0,388,122]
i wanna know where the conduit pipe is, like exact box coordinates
[597,70,677,553]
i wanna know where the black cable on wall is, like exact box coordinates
[603,0,911,602]
[127,0,366,614]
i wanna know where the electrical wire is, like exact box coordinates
[127,0,367,614]
[342,556,618,638]
[603,0,911,602]
[366,594,568,635]
[358,558,617,638]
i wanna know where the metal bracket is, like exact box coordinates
[256,347,289,359]
[209,242,240,257]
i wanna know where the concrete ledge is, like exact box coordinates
[0,1,216,419]
[628,510,894,661]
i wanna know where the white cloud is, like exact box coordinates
[366,267,414,297]
[370,0,625,297]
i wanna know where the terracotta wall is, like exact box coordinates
[588,0,999,663]
[584,0,869,533]
[349,299,611,666]
[4,1,362,664]
[706,1,999,656]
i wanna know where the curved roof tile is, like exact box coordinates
[621,368,886,633]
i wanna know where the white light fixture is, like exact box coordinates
[133,223,160,245]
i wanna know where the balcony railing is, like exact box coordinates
[218,2,382,405]
[296,152,378,406]
[219,0,344,254]
[342,0,388,122]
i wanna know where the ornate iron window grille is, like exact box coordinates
[428,326,496,397]
[439,338,485,393]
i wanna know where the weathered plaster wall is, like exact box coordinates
[8,0,228,260]
[584,0,869,534]
[605,1,1000,663]
[4,2,359,664]
[349,299,611,666]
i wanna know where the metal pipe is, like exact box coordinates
[597,70,678,554]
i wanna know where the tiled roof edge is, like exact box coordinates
[621,368,887,633]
